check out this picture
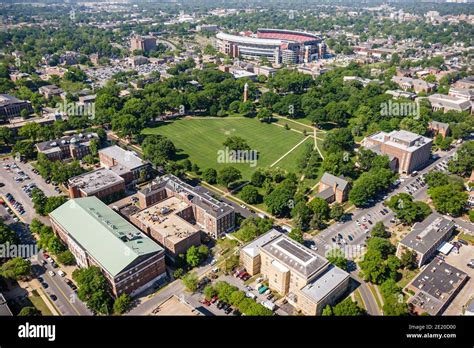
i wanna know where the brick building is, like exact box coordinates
[428,121,450,139]
[129,196,201,261]
[36,132,98,161]
[0,94,33,121]
[137,175,235,239]
[316,172,350,204]
[240,230,350,315]
[67,167,125,201]
[49,197,166,297]
[98,145,151,186]
[362,130,432,174]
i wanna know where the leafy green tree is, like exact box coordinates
[182,272,199,292]
[203,285,217,300]
[1,258,31,280]
[308,197,330,229]
[240,185,260,204]
[291,201,312,230]
[0,220,18,245]
[326,248,348,270]
[186,246,202,267]
[428,184,468,217]
[371,222,390,239]
[251,170,266,187]
[18,306,41,316]
[72,266,112,314]
[202,168,217,184]
[257,108,272,122]
[330,203,344,221]
[173,268,184,279]
[288,228,304,244]
[113,293,132,315]
[217,167,242,188]
[400,249,417,270]
[322,305,333,316]
[332,298,366,316]
[386,194,431,224]
[142,135,177,166]
[57,251,76,266]
[448,141,474,177]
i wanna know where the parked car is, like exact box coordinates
[49,294,57,301]
[58,270,66,277]
[48,271,55,277]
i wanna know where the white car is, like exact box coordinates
[48,271,55,277]
[310,245,318,251]
[58,270,66,277]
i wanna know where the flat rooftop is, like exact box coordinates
[152,295,202,316]
[408,259,468,316]
[367,130,432,153]
[69,168,124,195]
[131,196,199,244]
[49,197,164,277]
[261,234,329,278]
[300,265,350,303]
[99,145,147,170]
[399,213,455,255]
[36,132,97,152]
[242,229,281,258]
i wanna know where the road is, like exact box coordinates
[127,258,215,315]
[33,254,93,316]
[310,147,458,255]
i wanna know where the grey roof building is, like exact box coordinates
[396,213,455,267]
[407,259,468,316]
[316,172,350,204]
[0,94,34,120]
[260,234,329,279]
[428,93,472,113]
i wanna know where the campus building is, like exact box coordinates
[98,145,151,186]
[49,197,166,297]
[406,259,468,316]
[130,36,157,52]
[240,230,350,315]
[129,195,201,261]
[36,132,98,161]
[38,85,64,99]
[215,28,324,64]
[0,94,33,121]
[391,76,436,94]
[428,121,450,139]
[137,174,235,239]
[396,213,455,268]
[362,130,432,174]
[316,172,350,204]
[67,167,125,201]
[428,94,472,114]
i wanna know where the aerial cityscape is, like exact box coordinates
[0,0,473,344]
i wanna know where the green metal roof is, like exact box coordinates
[49,196,163,277]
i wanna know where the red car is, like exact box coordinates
[210,295,218,304]
[239,272,249,279]
[43,252,49,259]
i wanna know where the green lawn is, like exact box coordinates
[29,290,53,316]
[142,118,306,179]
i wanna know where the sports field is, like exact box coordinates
[142,118,308,179]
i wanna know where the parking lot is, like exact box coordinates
[443,244,474,315]
[0,157,61,224]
